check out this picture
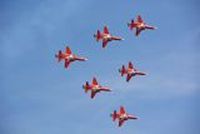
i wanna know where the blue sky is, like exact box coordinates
[1,0,199,134]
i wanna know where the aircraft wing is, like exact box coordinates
[66,46,72,54]
[92,77,98,85]
[137,15,144,23]
[118,120,125,127]
[126,74,132,82]
[64,59,70,68]
[102,40,108,48]
[128,62,133,69]
[120,106,126,114]
[136,28,142,36]
[91,91,96,99]
[103,26,109,34]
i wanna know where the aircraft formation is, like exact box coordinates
[55,13,156,127]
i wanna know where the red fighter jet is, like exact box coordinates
[82,77,111,99]
[94,26,124,48]
[119,62,146,82]
[55,46,87,69]
[110,106,138,127]
[127,15,156,36]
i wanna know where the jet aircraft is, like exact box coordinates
[119,62,146,82]
[82,77,111,99]
[111,106,138,127]
[94,26,124,48]
[55,46,87,69]
[127,15,156,36]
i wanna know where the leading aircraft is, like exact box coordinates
[82,77,111,99]
[55,46,87,69]
[119,62,146,82]
[127,15,156,36]
[110,106,138,127]
[94,26,124,48]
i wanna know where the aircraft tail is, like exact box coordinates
[94,30,101,41]
[82,81,90,93]
[119,65,126,76]
[127,22,131,29]
[110,110,118,121]
[55,50,62,62]
[127,19,135,30]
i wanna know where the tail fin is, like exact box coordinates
[128,20,135,30]
[110,110,118,121]
[119,65,126,76]
[83,81,90,93]
[55,50,62,62]
[94,30,101,42]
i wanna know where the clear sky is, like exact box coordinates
[1,0,199,134]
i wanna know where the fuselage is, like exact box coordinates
[137,22,145,29]
[127,68,137,76]
[91,85,110,93]
[91,85,102,92]
[119,113,129,121]
[62,53,86,62]
[102,33,113,42]
[102,33,122,42]
[67,54,75,61]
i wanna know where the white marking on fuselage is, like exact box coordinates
[92,85,100,92]
[127,68,134,74]
[103,34,111,40]
[119,114,128,120]
[138,23,145,29]
[66,54,74,61]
